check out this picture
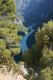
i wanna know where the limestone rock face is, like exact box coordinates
[0,65,26,80]
[16,0,53,26]
[16,0,31,13]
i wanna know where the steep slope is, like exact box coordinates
[16,0,53,27]
[16,0,31,13]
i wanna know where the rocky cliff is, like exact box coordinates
[16,0,53,27]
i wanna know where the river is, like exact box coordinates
[20,24,35,53]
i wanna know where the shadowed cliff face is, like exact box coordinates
[16,0,53,27]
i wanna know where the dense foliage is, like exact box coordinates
[23,20,53,80]
[0,20,23,70]
[0,0,28,72]
[0,0,15,16]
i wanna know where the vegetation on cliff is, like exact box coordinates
[0,0,15,16]
[0,0,28,72]
[23,20,53,80]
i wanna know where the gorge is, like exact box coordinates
[16,0,53,52]
[0,0,53,80]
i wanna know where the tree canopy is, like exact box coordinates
[0,0,15,16]
[23,20,53,80]
[0,0,28,72]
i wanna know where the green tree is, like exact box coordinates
[40,67,53,80]
[0,0,15,16]
[23,20,53,73]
